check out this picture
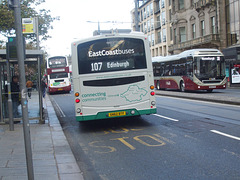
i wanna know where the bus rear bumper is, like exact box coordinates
[48,85,71,93]
[76,108,157,122]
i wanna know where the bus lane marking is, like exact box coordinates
[153,114,179,122]
[111,137,136,150]
[133,135,165,147]
[104,127,143,134]
[210,130,240,141]
[89,141,117,154]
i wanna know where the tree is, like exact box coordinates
[0,0,58,47]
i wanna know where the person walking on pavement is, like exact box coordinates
[26,79,33,99]
[7,76,20,118]
[41,78,47,98]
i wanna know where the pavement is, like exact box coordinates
[155,87,240,106]
[0,92,84,180]
[0,87,239,180]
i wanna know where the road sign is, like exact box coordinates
[22,18,35,34]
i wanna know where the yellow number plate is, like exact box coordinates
[58,88,63,91]
[108,111,126,117]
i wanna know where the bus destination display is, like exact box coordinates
[77,38,147,74]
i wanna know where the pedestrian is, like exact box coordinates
[41,78,47,98]
[7,76,20,118]
[26,79,33,98]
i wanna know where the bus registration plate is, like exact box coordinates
[109,111,126,117]
[58,88,63,91]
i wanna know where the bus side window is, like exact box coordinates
[186,57,193,76]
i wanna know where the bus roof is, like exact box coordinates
[152,49,223,63]
[71,32,146,45]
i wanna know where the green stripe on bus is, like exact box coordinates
[76,108,157,121]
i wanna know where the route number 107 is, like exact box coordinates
[91,62,102,72]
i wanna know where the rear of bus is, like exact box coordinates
[47,56,71,94]
[71,33,156,121]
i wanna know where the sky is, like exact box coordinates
[39,0,135,57]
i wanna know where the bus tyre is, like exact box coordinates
[207,89,213,92]
[180,81,185,92]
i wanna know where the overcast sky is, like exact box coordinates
[39,0,135,57]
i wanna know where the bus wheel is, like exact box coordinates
[180,81,185,92]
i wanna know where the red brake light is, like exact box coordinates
[75,99,80,103]
[150,91,155,96]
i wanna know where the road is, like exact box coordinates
[50,90,240,180]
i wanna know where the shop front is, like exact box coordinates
[222,45,240,87]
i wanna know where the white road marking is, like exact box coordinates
[153,114,179,122]
[52,98,66,117]
[210,130,240,141]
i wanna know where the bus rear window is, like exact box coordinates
[77,38,147,74]
[48,56,67,68]
[50,72,68,79]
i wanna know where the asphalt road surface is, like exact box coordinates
[50,91,240,180]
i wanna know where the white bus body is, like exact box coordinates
[71,33,156,121]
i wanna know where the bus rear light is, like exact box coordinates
[75,92,80,97]
[131,110,135,115]
[75,99,80,103]
[150,85,154,90]
[76,108,81,113]
[150,91,155,96]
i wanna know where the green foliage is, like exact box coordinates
[0,0,58,43]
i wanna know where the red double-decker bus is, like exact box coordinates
[47,56,71,94]
[152,49,227,92]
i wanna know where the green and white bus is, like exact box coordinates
[71,32,157,121]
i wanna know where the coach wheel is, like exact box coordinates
[207,89,213,93]
[180,81,185,92]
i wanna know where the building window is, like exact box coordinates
[150,2,153,15]
[157,31,162,44]
[201,20,205,36]
[192,24,196,39]
[156,15,161,29]
[172,0,175,12]
[151,18,154,30]
[147,20,150,32]
[169,9,172,21]
[162,0,165,8]
[144,8,146,19]
[151,33,155,46]
[148,35,151,46]
[179,0,184,10]
[144,22,147,34]
[174,28,177,44]
[162,28,166,42]
[170,27,173,41]
[162,11,166,25]
[211,16,216,34]
[179,27,186,42]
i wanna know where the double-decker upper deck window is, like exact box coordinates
[77,38,147,74]
[48,56,67,68]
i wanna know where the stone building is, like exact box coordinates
[132,0,240,86]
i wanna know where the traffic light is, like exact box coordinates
[7,37,17,60]
[8,0,15,10]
